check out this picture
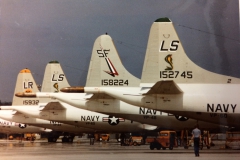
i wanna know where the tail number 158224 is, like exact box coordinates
[101,79,129,86]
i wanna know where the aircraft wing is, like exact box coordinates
[40,102,66,111]
[144,80,183,95]
[12,110,23,115]
[87,93,115,100]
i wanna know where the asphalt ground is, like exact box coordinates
[0,138,239,160]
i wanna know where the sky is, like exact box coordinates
[0,0,239,102]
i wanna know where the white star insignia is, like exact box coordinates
[109,116,118,124]
[19,124,26,128]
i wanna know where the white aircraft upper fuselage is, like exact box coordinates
[32,92,229,131]
[81,84,240,128]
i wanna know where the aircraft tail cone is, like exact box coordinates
[60,87,85,93]
[15,92,37,97]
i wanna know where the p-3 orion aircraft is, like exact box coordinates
[57,18,240,128]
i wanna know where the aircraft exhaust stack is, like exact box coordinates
[60,87,85,93]
[15,92,37,97]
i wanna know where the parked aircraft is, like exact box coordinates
[59,18,240,128]
[0,117,49,134]
[0,68,97,142]
[15,33,229,132]
[0,109,99,142]
[0,69,52,136]
[2,63,154,134]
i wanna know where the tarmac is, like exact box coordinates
[0,138,239,160]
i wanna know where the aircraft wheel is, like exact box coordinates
[48,137,53,142]
[150,143,154,150]
[52,137,57,142]
[68,137,74,143]
[62,137,67,143]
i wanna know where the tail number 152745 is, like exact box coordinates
[160,71,192,79]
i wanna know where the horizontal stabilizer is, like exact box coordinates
[141,124,158,130]
[40,102,66,111]
[60,87,115,99]
[144,80,183,95]
[0,106,12,110]
[87,93,115,100]
[12,110,23,115]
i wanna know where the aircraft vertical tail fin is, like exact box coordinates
[86,34,140,87]
[41,61,70,92]
[13,61,70,105]
[141,17,240,85]
[12,69,40,105]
